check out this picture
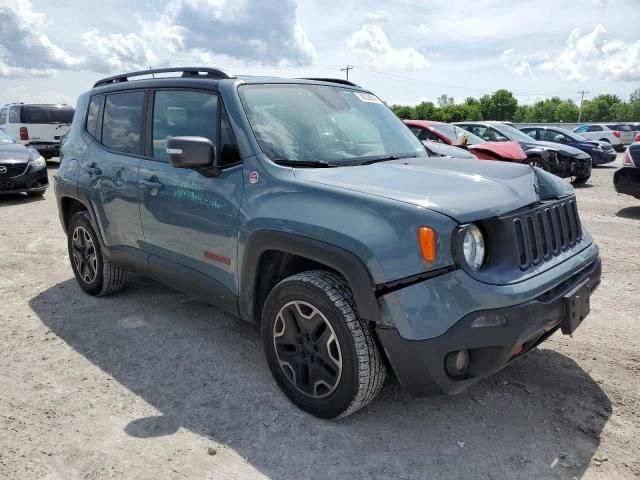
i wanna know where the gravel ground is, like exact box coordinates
[0,155,638,480]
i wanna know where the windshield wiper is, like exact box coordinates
[274,159,339,168]
[360,154,418,165]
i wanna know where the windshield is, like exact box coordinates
[555,127,587,141]
[239,84,426,165]
[491,123,536,142]
[22,105,74,124]
[430,124,485,145]
[0,127,14,144]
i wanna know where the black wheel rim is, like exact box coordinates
[273,300,343,398]
[71,226,98,284]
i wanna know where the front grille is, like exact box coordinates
[0,163,28,178]
[512,198,583,269]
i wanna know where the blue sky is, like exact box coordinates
[1,0,639,108]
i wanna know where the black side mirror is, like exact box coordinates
[167,136,215,168]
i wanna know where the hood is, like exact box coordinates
[525,140,591,159]
[423,141,476,159]
[0,143,30,162]
[468,141,527,161]
[293,157,573,223]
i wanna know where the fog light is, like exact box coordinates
[445,350,469,377]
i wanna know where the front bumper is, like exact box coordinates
[614,167,640,199]
[376,257,601,396]
[591,150,617,165]
[0,164,49,195]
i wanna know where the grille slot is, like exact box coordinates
[513,198,583,270]
[0,163,28,178]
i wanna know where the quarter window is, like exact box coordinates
[8,106,20,123]
[0,108,6,124]
[152,90,218,162]
[86,96,101,139]
[102,92,145,155]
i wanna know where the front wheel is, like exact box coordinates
[67,212,126,296]
[571,160,592,187]
[261,271,386,419]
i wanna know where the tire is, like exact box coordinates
[261,270,386,419]
[67,211,126,296]
[571,160,592,187]
[27,190,45,197]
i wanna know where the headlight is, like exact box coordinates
[30,156,46,169]
[462,224,485,270]
[593,146,603,152]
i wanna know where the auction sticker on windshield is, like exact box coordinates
[354,92,383,104]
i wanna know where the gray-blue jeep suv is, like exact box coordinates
[54,68,601,419]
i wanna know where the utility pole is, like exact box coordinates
[341,65,353,81]
[577,90,590,122]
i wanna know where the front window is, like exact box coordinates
[491,123,535,142]
[0,127,14,144]
[429,124,485,145]
[239,84,425,165]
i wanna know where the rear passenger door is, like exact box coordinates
[138,88,243,301]
[78,91,146,250]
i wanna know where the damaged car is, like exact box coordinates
[456,121,593,186]
[55,68,601,418]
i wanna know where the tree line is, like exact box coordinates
[390,88,640,123]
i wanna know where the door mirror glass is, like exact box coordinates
[167,136,216,168]
[554,134,566,143]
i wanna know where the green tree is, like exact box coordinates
[555,100,579,123]
[581,94,622,122]
[630,88,640,103]
[414,101,437,120]
[478,90,518,121]
[437,94,454,108]
[391,105,415,119]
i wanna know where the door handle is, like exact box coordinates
[139,179,164,191]
[82,164,102,175]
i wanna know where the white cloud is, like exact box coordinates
[541,24,640,81]
[363,9,391,23]
[0,0,83,76]
[0,0,316,77]
[500,48,535,80]
[347,24,429,69]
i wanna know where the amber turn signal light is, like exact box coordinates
[418,227,436,262]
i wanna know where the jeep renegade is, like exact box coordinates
[55,68,601,419]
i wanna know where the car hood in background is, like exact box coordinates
[0,143,30,162]
[529,140,591,159]
[423,141,476,159]
[294,157,573,223]
[468,141,527,161]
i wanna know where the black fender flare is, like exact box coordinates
[239,230,381,324]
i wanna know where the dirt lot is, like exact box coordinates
[1,156,639,480]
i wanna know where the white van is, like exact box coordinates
[0,103,74,159]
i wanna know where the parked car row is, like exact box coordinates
[405,119,593,186]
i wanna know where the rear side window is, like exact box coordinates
[8,106,20,123]
[0,108,6,124]
[606,124,632,131]
[152,90,218,161]
[86,97,101,139]
[22,105,74,124]
[102,91,145,155]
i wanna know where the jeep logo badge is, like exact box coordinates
[0,166,7,175]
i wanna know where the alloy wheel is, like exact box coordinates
[273,300,343,398]
[71,226,98,284]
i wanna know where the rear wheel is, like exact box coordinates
[67,212,126,296]
[261,270,386,419]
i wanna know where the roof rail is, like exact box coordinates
[300,77,360,87]
[94,67,235,88]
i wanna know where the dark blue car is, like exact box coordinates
[521,126,617,165]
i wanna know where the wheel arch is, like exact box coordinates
[239,230,381,325]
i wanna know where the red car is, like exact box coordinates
[404,120,528,163]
